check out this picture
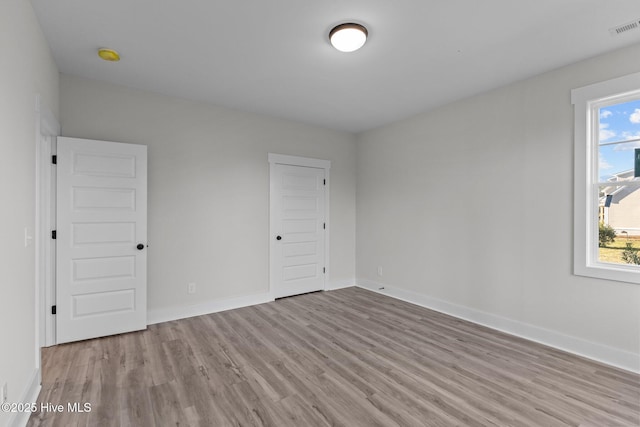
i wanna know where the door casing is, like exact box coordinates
[36,95,59,349]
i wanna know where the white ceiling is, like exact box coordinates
[31,0,640,133]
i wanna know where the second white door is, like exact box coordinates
[271,163,326,298]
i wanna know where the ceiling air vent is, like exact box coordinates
[609,19,640,36]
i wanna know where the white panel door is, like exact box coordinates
[272,164,326,298]
[56,137,147,344]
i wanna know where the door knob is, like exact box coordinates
[136,243,145,250]
[276,236,282,240]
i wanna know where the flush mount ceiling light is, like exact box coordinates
[98,48,120,62]
[329,23,368,52]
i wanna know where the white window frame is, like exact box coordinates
[572,71,640,284]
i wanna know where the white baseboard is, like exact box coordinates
[147,282,356,325]
[144,280,638,373]
[357,279,640,374]
[9,369,41,427]
[326,279,356,291]
[147,292,274,325]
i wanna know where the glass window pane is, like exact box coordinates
[598,184,640,265]
[598,141,640,182]
[598,99,640,181]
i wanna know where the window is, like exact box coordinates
[572,72,640,284]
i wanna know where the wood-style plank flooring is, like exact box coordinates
[28,287,640,426]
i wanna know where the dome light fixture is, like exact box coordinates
[98,48,120,62]
[329,23,368,52]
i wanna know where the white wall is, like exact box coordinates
[356,43,640,372]
[60,75,356,319]
[0,1,59,426]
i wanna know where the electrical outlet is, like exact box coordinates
[188,282,196,294]
[377,266,383,277]
[1,382,7,404]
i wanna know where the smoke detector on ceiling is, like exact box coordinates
[609,19,640,36]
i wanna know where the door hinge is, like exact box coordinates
[51,155,57,165]
[323,223,326,229]
[51,230,56,239]
[323,179,326,186]
[323,267,326,274]
[51,305,57,315]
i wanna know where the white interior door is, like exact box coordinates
[56,137,147,344]
[271,162,326,298]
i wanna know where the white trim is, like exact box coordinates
[572,72,640,284]
[356,279,640,374]
[147,292,274,325]
[8,369,41,427]
[324,173,331,288]
[153,280,638,373]
[571,72,640,104]
[269,162,278,300]
[268,153,331,298]
[35,95,59,352]
[268,153,331,169]
[148,283,352,325]
[325,279,356,290]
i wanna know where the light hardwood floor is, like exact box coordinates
[28,287,639,426]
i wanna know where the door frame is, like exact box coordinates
[268,154,331,299]
[35,95,59,352]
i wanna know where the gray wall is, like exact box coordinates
[0,1,59,425]
[60,75,357,315]
[356,43,640,371]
